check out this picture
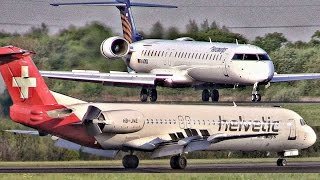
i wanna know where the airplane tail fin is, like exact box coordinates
[0,46,58,106]
[50,0,177,43]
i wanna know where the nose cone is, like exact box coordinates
[306,126,317,147]
[254,61,274,83]
[244,61,275,84]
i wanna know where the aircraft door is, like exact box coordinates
[223,56,229,77]
[185,116,192,129]
[288,119,297,140]
[178,115,185,129]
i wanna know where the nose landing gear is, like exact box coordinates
[202,89,219,102]
[251,82,261,102]
[140,88,157,102]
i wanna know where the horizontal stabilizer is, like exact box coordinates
[50,2,126,7]
[4,130,40,135]
[0,49,34,61]
[50,1,177,8]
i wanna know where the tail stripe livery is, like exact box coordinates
[50,0,177,43]
[120,9,133,43]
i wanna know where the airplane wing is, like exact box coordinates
[151,132,277,158]
[271,73,320,82]
[40,70,172,87]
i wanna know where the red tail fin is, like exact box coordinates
[0,46,57,105]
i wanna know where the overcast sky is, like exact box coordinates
[1,0,320,42]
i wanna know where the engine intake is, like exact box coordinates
[100,36,130,59]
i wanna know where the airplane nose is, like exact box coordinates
[249,61,274,83]
[306,126,317,147]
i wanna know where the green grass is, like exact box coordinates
[0,173,319,180]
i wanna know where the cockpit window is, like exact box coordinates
[300,119,306,126]
[244,54,258,60]
[233,53,271,61]
[232,54,244,60]
[258,54,271,60]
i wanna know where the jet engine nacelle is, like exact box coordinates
[100,36,130,59]
[99,110,144,134]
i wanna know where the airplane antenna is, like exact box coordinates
[233,101,237,107]
[235,39,239,45]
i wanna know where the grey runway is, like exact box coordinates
[0,162,320,173]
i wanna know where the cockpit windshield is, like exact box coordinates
[232,53,271,61]
[300,119,307,126]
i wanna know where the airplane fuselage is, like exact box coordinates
[128,39,275,86]
[65,103,315,155]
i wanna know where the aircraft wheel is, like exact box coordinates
[170,155,187,169]
[211,89,219,102]
[202,89,210,102]
[150,89,157,102]
[256,94,261,102]
[251,94,257,102]
[122,155,139,169]
[276,158,287,166]
[140,88,148,102]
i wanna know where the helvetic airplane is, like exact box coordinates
[0,46,316,169]
[40,0,320,103]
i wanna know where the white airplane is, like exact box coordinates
[41,0,320,103]
[0,46,316,169]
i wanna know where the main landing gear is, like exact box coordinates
[251,82,261,102]
[122,154,139,169]
[170,155,187,169]
[202,89,219,102]
[140,88,157,102]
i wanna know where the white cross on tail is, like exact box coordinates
[12,66,36,99]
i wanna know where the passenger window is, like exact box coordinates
[244,54,258,60]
